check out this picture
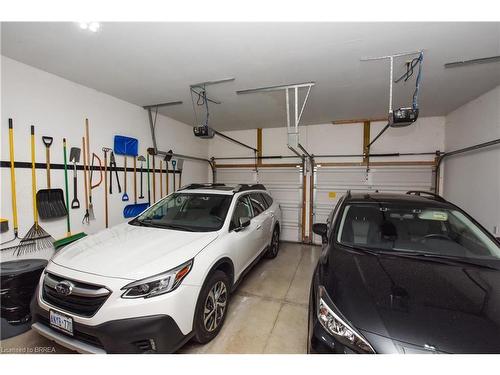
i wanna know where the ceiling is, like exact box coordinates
[2,22,499,131]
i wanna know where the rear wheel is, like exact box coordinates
[265,226,280,259]
[193,270,230,344]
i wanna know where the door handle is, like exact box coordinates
[256,225,262,230]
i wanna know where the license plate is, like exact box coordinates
[49,309,73,336]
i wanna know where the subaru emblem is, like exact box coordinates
[55,280,74,296]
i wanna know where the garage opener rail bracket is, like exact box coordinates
[236,82,315,164]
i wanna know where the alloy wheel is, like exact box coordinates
[271,229,279,255]
[203,281,227,332]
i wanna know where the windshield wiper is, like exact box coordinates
[159,223,196,232]
[344,244,498,270]
[376,250,498,270]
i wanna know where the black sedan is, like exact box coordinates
[308,191,500,354]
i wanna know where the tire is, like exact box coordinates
[265,226,280,259]
[193,270,230,344]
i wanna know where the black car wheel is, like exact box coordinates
[193,270,230,344]
[265,226,280,259]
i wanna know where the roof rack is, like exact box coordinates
[406,190,447,202]
[178,183,226,191]
[233,184,266,193]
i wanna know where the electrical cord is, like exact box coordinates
[394,52,424,110]
[191,86,210,127]
[412,53,424,109]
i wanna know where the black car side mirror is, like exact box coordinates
[235,217,251,232]
[312,223,328,241]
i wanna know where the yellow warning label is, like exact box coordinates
[328,192,337,199]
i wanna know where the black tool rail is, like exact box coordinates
[0,161,181,174]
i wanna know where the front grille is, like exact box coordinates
[38,315,104,349]
[42,273,110,318]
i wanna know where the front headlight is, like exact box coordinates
[317,285,375,353]
[121,259,193,299]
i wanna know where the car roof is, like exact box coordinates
[177,183,268,195]
[346,192,452,208]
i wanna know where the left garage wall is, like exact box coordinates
[1,56,209,261]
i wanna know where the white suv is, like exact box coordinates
[31,184,281,353]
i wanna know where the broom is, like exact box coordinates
[13,125,54,256]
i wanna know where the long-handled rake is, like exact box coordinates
[13,125,54,256]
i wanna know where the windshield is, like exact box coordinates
[130,193,232,232]
[337,203,500,259]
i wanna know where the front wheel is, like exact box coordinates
[193,270,230,344]
[265,226,280,259]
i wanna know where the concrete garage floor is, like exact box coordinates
[0,243,320,354]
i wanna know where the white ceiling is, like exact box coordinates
[2,22,499,131]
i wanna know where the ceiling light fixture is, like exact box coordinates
[78,22,100,33]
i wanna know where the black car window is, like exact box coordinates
[336,203,500,259]
[249,193,266,216]
[261,193,273,207]
[230,196,253,230]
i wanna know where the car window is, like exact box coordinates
[249,193,267,215]
[230,196,253,230]
[258,193,270,209]
[261,193,273,207]
[336,203,500,259]
[131,193,232,232]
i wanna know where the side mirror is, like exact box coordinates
[312,223,328,243]
[235,217,251,232]
[312,223,327,237]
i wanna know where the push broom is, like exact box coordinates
[53,138,86,250]
[12,126,54,256]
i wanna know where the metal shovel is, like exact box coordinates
[36,136,68,219]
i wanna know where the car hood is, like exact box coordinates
[326,248,500,353]
[51,223,218,280]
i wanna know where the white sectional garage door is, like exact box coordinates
[216,167,304,242]
[312,165,436,244]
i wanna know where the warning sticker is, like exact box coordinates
[328,192,337,199]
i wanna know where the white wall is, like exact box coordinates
[0,56,208,260]
[209,117,445,164]
[443,86,500,235]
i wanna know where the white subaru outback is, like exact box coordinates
[31,183,281,353]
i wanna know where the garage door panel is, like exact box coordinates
[216,167,303,243]
[258,168,303,243]
[216,168,257,185]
